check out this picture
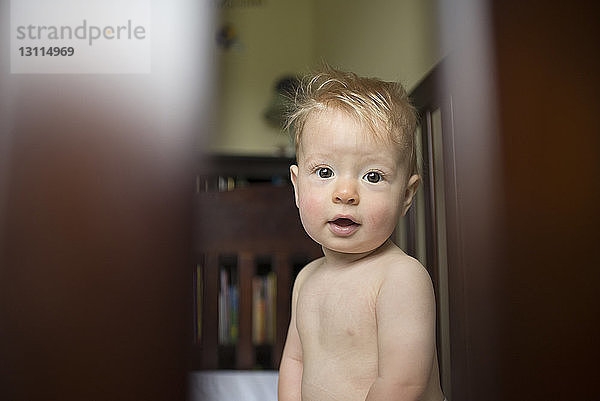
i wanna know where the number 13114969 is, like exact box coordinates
[18,47,75,56]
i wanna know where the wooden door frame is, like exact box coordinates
[410,60,467,400]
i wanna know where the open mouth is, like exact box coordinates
[330,217,358,227]
[328,217,360,236]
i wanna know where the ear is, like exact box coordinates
[290,164,300,208]
[401,174,420,216]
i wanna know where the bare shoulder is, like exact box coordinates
[293,257,324,292]
[377,247,435,301]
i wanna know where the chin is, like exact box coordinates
[306,228,390,255]
[321,238,386,255]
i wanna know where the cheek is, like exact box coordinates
[297,190,324,221]
[296,190,327,244]
[364,198,401,231]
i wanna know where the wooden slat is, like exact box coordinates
[273,253,291,369]
[195,185,318,255]
[424,109,439,286]
[200,253,219,369]
[195,184,321,370]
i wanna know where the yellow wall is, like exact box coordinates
[313,0,441,89]
[211,0,314,155]
[210,0,442,156]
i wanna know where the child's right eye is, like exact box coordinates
[317,167,334,178]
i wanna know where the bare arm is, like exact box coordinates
[278,269,304,401]
[365,261,437,401]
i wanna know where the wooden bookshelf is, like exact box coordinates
[191,155,321,370]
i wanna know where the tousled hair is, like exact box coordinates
[285,64,418,172]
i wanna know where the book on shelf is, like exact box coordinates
[218,268,226,344]
[252,276,265,344]
[218,267,239,345]
[229,285,239,343]
[196,175,248,193]
[252,272,277,345]
[196,170,290,193]
[210,263,278,346]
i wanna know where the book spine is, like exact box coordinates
[266,272,276,344]
[230,285,239,343]
[219,268,230,344]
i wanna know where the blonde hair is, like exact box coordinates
[285,64,418,171]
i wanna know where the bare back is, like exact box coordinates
[293,242,444,401]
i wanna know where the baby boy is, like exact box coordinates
[278,66,445,401]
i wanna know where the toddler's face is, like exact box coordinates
[291,107,418,255]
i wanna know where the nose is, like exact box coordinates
[332,179,359,205]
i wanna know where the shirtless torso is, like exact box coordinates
[286,241,444,401]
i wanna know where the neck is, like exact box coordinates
[321,239,394,268]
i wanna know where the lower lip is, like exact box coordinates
[328,221,360,236]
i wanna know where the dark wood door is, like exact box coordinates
[416,1,600,400]
[490,1,600,400]
[0,7,208,397]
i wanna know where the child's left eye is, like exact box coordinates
[364,171,383,183]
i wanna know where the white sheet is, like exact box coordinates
[188,370,279,401]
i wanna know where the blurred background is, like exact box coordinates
[210,0,442,156]
[1,1,598,401]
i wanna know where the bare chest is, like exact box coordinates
[296,268,379,351]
